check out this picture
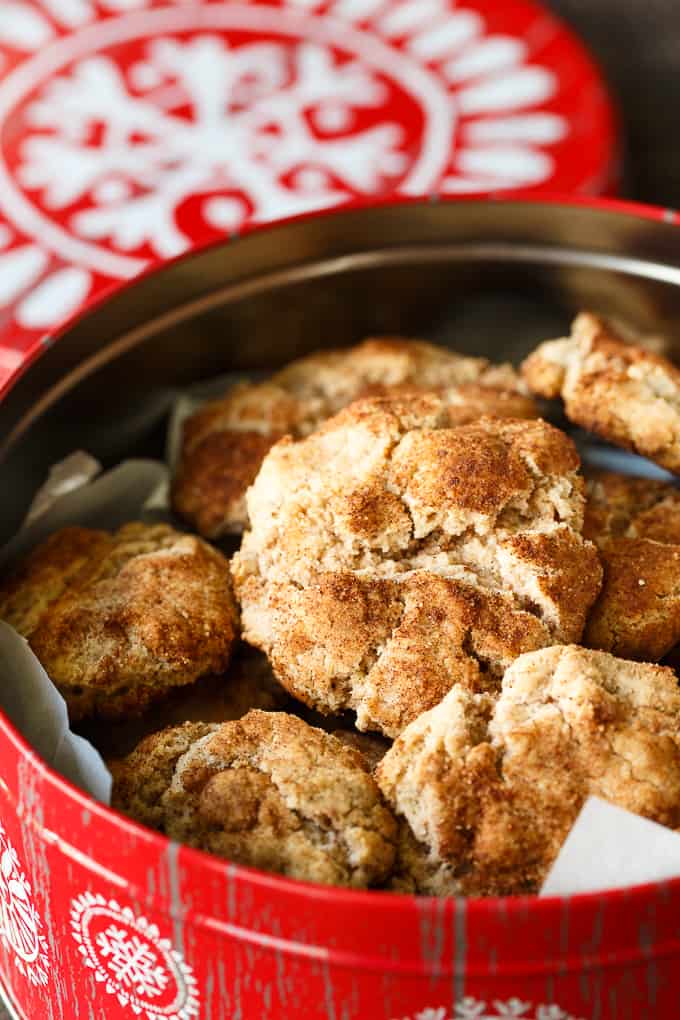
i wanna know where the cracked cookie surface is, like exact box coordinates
[583,471,680,660]
[377,645,680,896]
[0,523,239,721]
[111,711,397,887]
[173,336,538,537]
[522,312,680,473]
[232,393,602,737]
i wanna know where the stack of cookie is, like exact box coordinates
[2,319,680,897]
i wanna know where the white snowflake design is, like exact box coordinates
[0,0,572,348]
[19,35,407,258]
[96,924,170,1001]
[0,820,49,987]
[395,1001,586,1020]
[70,892,199,1019]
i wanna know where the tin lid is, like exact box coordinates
[0,0,618,355]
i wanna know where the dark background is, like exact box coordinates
[549,0,678,205]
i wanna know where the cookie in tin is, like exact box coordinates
[112,711,397,888]
[0,522,239,721]
[232,392,602,737]
[523,312,680,474]
[377,645,680,896]
[582,470,680,661]
[172,336,538,537]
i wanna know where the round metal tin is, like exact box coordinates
[0,196,680,1019]
[0,0,618,352]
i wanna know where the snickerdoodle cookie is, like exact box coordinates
[81,647,290,761]
[583,471,680,660]
[173,337,538,537]
[111,711,397,887]
[232,393,601,737]
[522,313,680,473]
[377,645,680,896]
[0,523,238,721]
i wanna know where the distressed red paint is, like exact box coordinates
[0,699,678,1018]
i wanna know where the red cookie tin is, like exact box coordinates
[0,0,618,351]
[0,195,679,1020]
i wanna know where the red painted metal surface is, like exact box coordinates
[0,0,618,352]
[0,680,678,1019]
[0,196,680,1018]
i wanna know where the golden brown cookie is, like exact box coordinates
[112,711,397,887]
[0,523,239,721]
[583,471,680,660]
[173,337,538,537]
[584,470,680,544]
[522,312,680,473]
[377,645,680,896]
[233,393,602,738]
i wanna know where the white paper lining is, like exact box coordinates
[0,622,111,803]
[1,459,169,570]
[23,450,102,527]
[540,797,680,896]
[0,459,172,806]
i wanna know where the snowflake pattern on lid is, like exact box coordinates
[17,36,412,261]
[70,892,199,1019]
[0,0,616,364]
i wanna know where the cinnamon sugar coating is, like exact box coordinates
[377,645,680,895]
[0,523,239,721]
[112,711,397,887]
[583,471,680,660]
[82,647,289,761]
[523,312,680,473]
[173,336,538,537]
[233,393,601,737]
